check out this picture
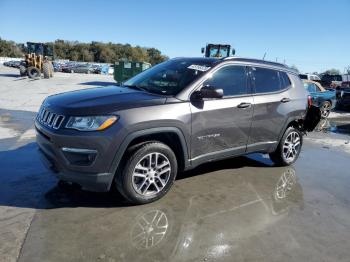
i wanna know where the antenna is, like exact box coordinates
[262,52,266,60]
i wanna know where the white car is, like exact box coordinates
[299,73,321,81]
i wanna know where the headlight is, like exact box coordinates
[65,116,118,131]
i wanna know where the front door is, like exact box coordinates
[190,65,254,163]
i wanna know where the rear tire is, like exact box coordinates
[27,66,41,79]
[270,126,303,166]
[19,65,27,76]
[49,63,54,77]
[43,62,50,79]
[116,142,178,205]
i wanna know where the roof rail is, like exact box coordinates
[223,57,288,68]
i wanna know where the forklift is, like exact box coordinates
[20,42,54,79]
[201,44,235,58]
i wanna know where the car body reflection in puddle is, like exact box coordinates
[20,165,303,262]
[315,118,350,135]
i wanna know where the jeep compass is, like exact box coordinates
[35,57,319,204]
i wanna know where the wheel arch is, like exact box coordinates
[109,127,190,183]
[273,117,304,152]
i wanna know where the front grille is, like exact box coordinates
[37,107,65,129]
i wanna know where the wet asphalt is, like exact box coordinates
[0,108,349,262]
[1,67,350,262]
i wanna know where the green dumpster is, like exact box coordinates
[114,61,151,83]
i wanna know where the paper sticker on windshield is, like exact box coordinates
[187,64,211,72]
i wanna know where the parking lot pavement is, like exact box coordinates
[0,65,115,113]
[1,65,350,262]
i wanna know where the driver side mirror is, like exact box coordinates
[192,85,224,100]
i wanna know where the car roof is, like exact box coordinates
[172,57,296,74]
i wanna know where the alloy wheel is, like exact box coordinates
[132,152,171,196]
[321,102,331,118]
[282,131,301,162]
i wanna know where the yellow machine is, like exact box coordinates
[201,44,235,58]
[20,42,54,79]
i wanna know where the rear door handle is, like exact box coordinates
[237,102,252,108]
[280,97,291,103]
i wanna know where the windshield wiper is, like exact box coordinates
[122,84,148,92]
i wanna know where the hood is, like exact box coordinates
[45,85,166,115]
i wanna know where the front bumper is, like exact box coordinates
[35,120,123,192]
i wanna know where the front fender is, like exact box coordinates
[108,126,190,179]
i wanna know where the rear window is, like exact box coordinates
[252,67,281,93]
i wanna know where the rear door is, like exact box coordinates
[190,65,254,162]
[247,67,292,152]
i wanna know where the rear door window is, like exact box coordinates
[252,67,281,93]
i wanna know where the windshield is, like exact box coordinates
[299,74,307,79]
[123,59,214,95]
[209,46,229,58]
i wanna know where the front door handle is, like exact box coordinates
[280,97,291,103]
[237,102,252,108]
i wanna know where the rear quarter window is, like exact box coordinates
[279,72,291,90]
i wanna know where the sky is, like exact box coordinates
[0,0,349,73]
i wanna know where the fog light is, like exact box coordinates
[61,147,97,166]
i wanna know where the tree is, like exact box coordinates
[290,65,299,73]
[146,48,168,65]
[322,69,340,75]
[0,38,168,65]
[0,38,23,57]
[345,66,350,74]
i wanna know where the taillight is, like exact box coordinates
[307,95,312,108]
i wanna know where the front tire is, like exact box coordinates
[116,142,178,204]
[270,127,303,166]
[27,66,41,79]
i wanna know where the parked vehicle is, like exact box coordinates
[341,74,350,88]
[35,57,320,204]
[303,80,336,118]
[91,64,102,74]
[70,63,94,74]
[3,60,22,68]
[52,62,62,72]
[61,62,78,73]
[336,86,350,109]
[3,61,11,67]
[320,74,342,89]
[299,73,320,81]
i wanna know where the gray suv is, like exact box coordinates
[35,57,319,204]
